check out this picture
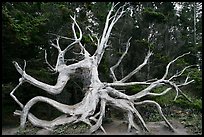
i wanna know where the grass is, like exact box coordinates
[16,122,41,135]
[2,103,20,127]
[52,122,90,135]
[166,105,202,135]
[15,121,90,135]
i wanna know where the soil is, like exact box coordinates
[2,119,190,135]
[92,119,189,135]
[2,127,19,135]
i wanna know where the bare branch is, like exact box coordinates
[169,65,196,81]
[12,61,70,95]
[23,60,26,71]
[147,88,172,97]
[127,60,194,101]
[176,88,192,102]
[110,37,131,82]
[12,61,24,75]
[90,99,107,133]
[47,16,91,71]
[47,33,75,41]
[134,100,176,132]
[184,73,191,83]
[44,50,56,71]
[133,107,149,132]
[10,82,24,108]
[49,37,61,52]
[178,79,194,87]
[106,81,151,87]
[146,79,194,102]
[62,15,90,58]
[94,3,127,65]
[146,78,158,82]
[19,111,78,129]
[161,80,193,102]
[112,2,120,9]
[162,52,191,80]
[71,15,79,40]
[106,87,130,100]
[56,37,60,50]
[112,4,126,24]
[101,3,115,44]
[120,50,153,82]
[10,2,195,134]
[127,111,139,132]
[20,96,76,128]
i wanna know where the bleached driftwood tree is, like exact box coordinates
[11,3,195,134]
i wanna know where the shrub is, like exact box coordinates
[126,85,145,95]
[173,97,202,112]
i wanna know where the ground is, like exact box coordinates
[93,119,190,135]
[1,119,190,135]
[2,103,202,135]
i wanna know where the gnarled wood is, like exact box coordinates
[10,2,195,134]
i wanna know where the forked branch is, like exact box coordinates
[10,2,196,135]
[120,50,153,82]
[110,37,132,82]
[94,2,128,65]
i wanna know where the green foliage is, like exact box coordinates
[154,53,170,63]
[176,58,188,66]
[2,83,15,95]
[183,68,202,96]
[2,2,202,131]
[58,4,72,20]
[82,34,91,43]
[192,99,202,111]
[81,34,97,49]
[26,68,54,83]
[173,98,202,111]
[90,2,110,32]
[188,68,202,83]
[135,39,149,48]
[98,57,110,81]
[2,83,20,126]
[2,103,19,126]
[152,87,175,105]
[132,39,155,53]
[126,85,144,95]
[180,111,202,135]
[16,122,41,135]
[3,2,48,45]
[151,86,202,111]
[53,122,89,135]
[143,8,167,23]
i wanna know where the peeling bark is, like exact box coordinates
[10,2,195,134]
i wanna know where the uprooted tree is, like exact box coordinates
[10,3,195,134]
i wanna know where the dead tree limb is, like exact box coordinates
[10,2,195,134]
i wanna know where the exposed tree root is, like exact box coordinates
[10,2,195,135]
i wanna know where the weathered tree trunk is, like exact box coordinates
[10,2,195,134]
